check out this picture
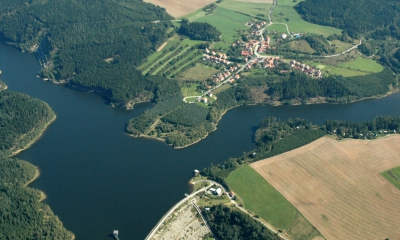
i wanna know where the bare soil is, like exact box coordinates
[143,0,217,18]
[233,0,273,3]
[251,136,400,240]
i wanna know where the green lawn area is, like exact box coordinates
[337,56,384,73]
[139,37,180,71]
[267,23,288,33]
[180,9,208,22]
[218,1,272,19]
[272,5,341,36]
[331,40,354,54]
[177,63,219,81]
[169,55,203,77]
[197,195,231,207]
[226,165,297,229]
[152,46,192,75]
[195,7,250,48]
[324,65,370,77]
[213,83,232,95]
[181,84,200,97]
[181,38,204,47]
[289,40,315,53]
[382,166,400,190]
[277,0,305,6]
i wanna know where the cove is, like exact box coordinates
[1,43,400,239]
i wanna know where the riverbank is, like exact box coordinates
[10,111,56,157]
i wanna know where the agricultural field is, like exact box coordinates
[218,1,272,19]
[271,5,341,36]
[181,84,200,97]
[226,166,297,229]
[226,166,322,239]
[143,0,216,18]
[195,7,251,48]
[177,63,219,81]
[267,23,289,34]
[251,136,400,240]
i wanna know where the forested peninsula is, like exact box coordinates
[0,0,173,107]
[0,87,73,238]
[0,90,56,157]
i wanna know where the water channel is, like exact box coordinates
[1,44,400,239]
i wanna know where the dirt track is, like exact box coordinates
[143,0,216,18]
[251,136,400,240]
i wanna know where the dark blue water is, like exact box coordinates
[1,43,400,239]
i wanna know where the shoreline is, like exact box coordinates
[10,111,56,157]
[128,89,400,149]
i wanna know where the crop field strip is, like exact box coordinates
[169,55,203,78]
[251,136,400,240]
[163,49,200,76]
[143,0,217,18]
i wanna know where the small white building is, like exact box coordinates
[281,33,287,39]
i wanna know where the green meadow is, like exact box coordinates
[226,165,297,229]
[195,7,250,48]
[218,1,272,19]
[337,56,384,73]
[382,166,400,190]
[272,5,341,36]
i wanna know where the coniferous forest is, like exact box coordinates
[0,0,173,105]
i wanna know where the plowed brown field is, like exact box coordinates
[251,136,400,240]
[143,0,217,18]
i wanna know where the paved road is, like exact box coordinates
[144,185,210,240]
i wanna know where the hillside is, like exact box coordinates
[0,90,56,157]
[295,0,400,38]
[0,0,173,105]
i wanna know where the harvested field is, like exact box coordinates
[233,0,273,3]
[251,136,400,240]
[143,0,216,18]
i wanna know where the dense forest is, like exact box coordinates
[213,67,397,106]
[178,21,221,41]
[295,0,400,38]
[0,157,74,239]
[203,205,280,240]
[0,0,174,105]
[0,90,55,157]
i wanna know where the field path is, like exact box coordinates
[251,136,400,240]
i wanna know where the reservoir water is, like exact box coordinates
[1,43,400,239]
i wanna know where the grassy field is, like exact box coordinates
[267,23,289,33]
[226,165,297,229]
[181,84,200,97]
[218,1,272,19]
[382,166,400,190]
[197,194,231,207]
[324,65,371,77]
[177,63,218,81]
[213,83,232,95]
[195,7,250,48]
[271,5,341,36]
[337,56,384,73]
[289,40,315,53]
[169,55,203,77]
[330,40,354,54]
[152,46,192,75]
[252,136,400,240]
[139,37,180,70]
[277,0,305,6]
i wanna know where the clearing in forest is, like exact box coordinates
[143,0,216,18]
[251,136,400,240]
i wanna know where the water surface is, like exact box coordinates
[1,44,399,239]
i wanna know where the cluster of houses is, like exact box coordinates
[203,48,230,65]
[246,20,268,31]
[241,36,271,56]
[213,70,241,84]
[290,60,322,78]
[245,57,280,69]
